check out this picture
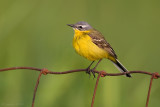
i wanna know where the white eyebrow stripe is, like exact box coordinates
[81,25,89,28]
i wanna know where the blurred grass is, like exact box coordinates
[0,0,160,107]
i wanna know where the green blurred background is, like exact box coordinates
[0,0,160,107]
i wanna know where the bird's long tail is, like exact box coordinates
[112,59,131,77]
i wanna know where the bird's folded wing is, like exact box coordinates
[88,29,117,59]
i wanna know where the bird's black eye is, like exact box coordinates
[78,26,83,29]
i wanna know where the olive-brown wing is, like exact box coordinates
[88,29,117,59]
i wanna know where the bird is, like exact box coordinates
[67,21,131,77]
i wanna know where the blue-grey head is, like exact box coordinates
[67,21,93,31]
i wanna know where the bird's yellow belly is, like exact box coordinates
[73,35,109,61]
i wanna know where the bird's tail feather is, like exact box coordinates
[112,59,131,77]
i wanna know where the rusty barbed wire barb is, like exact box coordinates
[41,68,49,75]
[152,72,159,79]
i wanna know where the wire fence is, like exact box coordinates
[0,67,159,107]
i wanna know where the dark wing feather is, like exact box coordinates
[88,29,117,58]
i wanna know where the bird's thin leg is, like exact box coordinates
[91,59,102,77]
[86,61,95,75]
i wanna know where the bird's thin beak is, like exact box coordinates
[67,24,75,28]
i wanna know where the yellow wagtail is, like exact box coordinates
[67,21,131,77]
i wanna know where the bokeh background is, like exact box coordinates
[0,0,160,107]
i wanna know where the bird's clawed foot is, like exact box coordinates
[86,67,96,78]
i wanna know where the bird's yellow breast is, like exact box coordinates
[73,29,109,61]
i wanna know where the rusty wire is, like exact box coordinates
[0,67,159,107]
